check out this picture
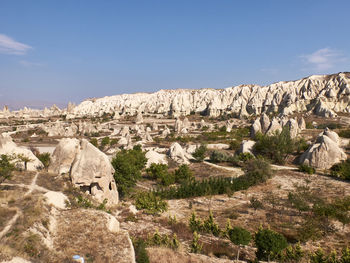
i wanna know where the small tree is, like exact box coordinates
[15,154,33,171]
[36,152,51,171]
[227,226,251,261]
[174,164,194,183]
[190,231,202,253]
[90,138,98,147]
[100,136,110,148]
[254,128,295,164]
[0,154,15,184]
[254,227,288,262]
[112,145,147,197]
[146,163,174,186]
[189,211,202,232]
[193,144,207,162]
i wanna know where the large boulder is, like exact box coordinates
[168,142,191,164]
[145,150,168,168]
[250,118,261,137]
[71,140,119,205]
[260,113,270,133]
[299,128,346,169]
[49,138,80,174]
[0,133,43,171]
[239,140,256,155]
[49,139,119,205]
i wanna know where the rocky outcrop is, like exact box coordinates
[49,138,80,174]
[168,142,192,164]
[145,150,168,168]
[0,133,43,171]
[239,140,256,155]
[49,138,119,205]
[299,128,347,169]
[250,115,305,138]
[63,73,350,118]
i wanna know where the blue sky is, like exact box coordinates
[0,0,349,108]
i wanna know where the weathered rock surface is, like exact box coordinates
[299,128,347,169]
[44,191,69,209]
[35,72,349,119]
[0,133,43,171]
[168,142,192,164]
[239,140,256,154]
[49,138,80,174]
[145,150,168,168]
[49,139,119,205]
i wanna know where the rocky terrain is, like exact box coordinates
[0,72,350,263]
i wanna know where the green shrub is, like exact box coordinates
[228,226,251,261]
[133,238,150,263]
[193,144,207,162]
[238,152,254,162]
[174,164,194,183]
[202,211,220,236]
[189,212,203,232]
[36,152,51,170]
[339,129,350,138]
[90,138,98,147]
[190,231,202,253]
[229,140,240,151]
[228,226,251,245]
[306,122,314,129]
[317,123,342,130]
[101,136,110,147]
[330,159,350,180]
[254,227,288,261]
[299,164,315,174]
[244,157,272,184]
[135,192,168,214]
[112,145,147,197]
[254,128,295,164]
[146,163,174,186]
[281,243,304,263]
[209,150,230,163]
[0,154,15,184]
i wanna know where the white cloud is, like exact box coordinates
[300,48,347,71]
[0,34,32,55]
[19,60,44,67]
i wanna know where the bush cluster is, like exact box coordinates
[134,191,168,214]
[146,163,194,186]
[299,164,315,174]
[112,145,147,198]
[330,159,350,180]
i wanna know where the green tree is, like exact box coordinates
[90,138,98,147]
[0,154,15,184]
[244,157,272,184]
[15,154,33,171]
[254,128,295,164]
[146,163,174,186]
[174,164,194,183]
[227,226,251,261]
[100,136,110,148]
[190,231,202,253]
[254,227,288,262]
[189,211,202,232]
[112,145,147,197]
[193,144,207,162]
[36,152,51,171]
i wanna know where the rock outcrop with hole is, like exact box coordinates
[49,139,118,205]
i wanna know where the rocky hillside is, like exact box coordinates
[71,72,350,118]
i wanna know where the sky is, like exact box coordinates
[0,0,349,109]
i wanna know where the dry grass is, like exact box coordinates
[0,207,16,229]
[36,172,68,191]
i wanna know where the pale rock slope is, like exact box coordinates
[70,72,350,118]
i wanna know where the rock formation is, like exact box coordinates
[49,138,119,205]
[168,142,192,164]
[299,128,347,169]
[0,133,43,171]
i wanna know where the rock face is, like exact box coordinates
[250,116,305,138]
[239,140,256,154]
[49,139,119,205]
[299,128,347,169]
[145,150,168,168]
[49,138,80,174]
[61,73,350,118]
[0,133,43,171]
[168,142,192,164]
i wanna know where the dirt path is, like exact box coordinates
[0,172,50,240]
[203,161,244,177]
